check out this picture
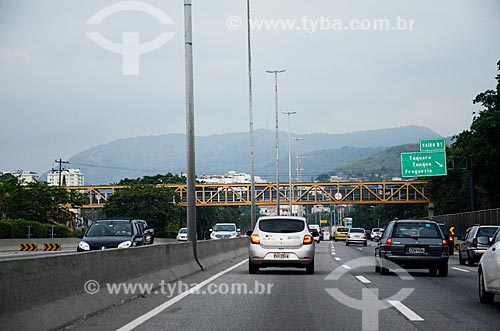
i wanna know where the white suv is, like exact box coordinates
[248,216,315,274]
[478,227,500,304]
[210,223,240,240]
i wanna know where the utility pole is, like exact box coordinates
[54,159,69,186]
[266,69,286,215]
[184,0,202,270]
[282,111,296,215]
[246,0,256,229]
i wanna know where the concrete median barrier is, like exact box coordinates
[0,237,248,331]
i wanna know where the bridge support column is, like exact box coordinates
[428,203,435,218]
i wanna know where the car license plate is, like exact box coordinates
[273,253,289,259]
[408,247,426,254]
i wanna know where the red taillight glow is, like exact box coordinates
[384,237,392,251]
[303,235,313,245]
[250,234,260,244]
[442,239,449,252]
[448,235,454,242]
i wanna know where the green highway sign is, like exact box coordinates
[401,151,447,177]
[420,138,446,152]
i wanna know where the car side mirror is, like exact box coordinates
[237,228,241,232]
[209,229,213,232]
[246,230,253,236]
[477,236,490,246]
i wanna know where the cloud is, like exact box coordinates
[0,48,32,63]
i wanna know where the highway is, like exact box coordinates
[62,240,500,331]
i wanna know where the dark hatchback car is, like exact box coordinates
[135,219,155,245]
[437,223,455,255]
[77,219,145,251]
[375,220,449,276]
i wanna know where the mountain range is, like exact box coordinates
[60,126,443,184]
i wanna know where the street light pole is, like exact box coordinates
[292,137,303,181]
[266,69,286,215]
[183,0,202,270]
[246,0,256,228]
[282,111,296,216]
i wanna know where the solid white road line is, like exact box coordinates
[335,257,341,261]
[342,264,351,270]
[357,248,363,251]
[115,259,248,331]
[451,267,471,273]
[388,300,424,322]
[355,275,371,284]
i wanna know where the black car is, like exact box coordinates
[135,219,155,245]
[375,220,449,276]
[437,223,455,255]
[77,219,145,251]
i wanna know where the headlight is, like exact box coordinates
[78,241,90,251]
[210,232,217,239]
[118,240,132,248]
[230,233,237,238]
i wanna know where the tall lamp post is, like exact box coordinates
[246,0,256,228]
[266,69,286,215]
[282,111,296,215]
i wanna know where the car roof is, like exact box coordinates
[392,219,437,223]
[257,216,306,221]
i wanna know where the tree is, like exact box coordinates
[431,60,500,211]
[0,176,85,224]
[104,185,180,236]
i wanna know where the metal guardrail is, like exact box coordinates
[432,208,500,237]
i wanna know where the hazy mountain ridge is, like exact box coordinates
[63,126,442,184]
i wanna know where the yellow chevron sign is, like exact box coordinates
[20,243,38,251]
[43,243,62,251]
[449,226,455,235]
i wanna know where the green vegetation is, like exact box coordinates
[104,173,250,238]
[0,174,85,225]
[430,60,500,213]
[0,220,73,239]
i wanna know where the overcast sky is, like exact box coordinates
[1,0,499,174]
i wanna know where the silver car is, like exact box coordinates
[248,216,315,274]
[478,228,500,304]
[346,228,367,246]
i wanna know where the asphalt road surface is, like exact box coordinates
[62,240,500,331]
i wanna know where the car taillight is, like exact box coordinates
[250,234,260,244]
[442,239,449,252]
[384,237,392,251]
[303,234,313,245]
[364,234,367,239]
[448,235,454,242]
[472,238,477,247]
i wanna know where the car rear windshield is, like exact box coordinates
[477,227,499,238]
[259,219,305,233]
[438,224,450,235]
[350,228,364,233]
[337,228,348,232]
[392,222,441,239]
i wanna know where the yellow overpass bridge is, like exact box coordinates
[65,181,430,209]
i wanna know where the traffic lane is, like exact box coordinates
[333,240,500,330]
[127,241,418,331]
